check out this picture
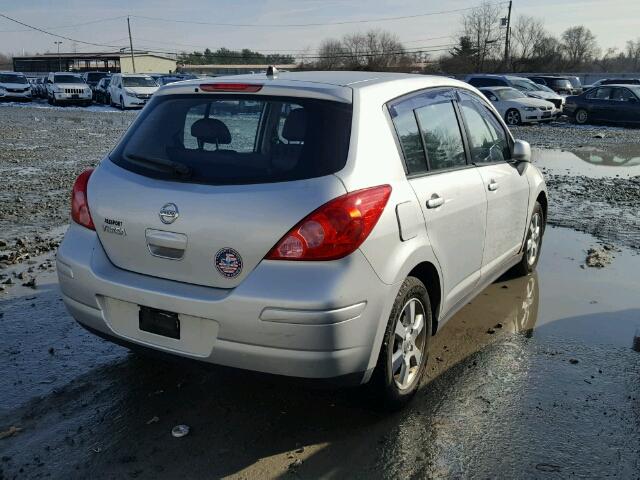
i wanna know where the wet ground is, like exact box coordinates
[1,104,639,479]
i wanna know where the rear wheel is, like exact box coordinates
[370,276,432,410]
[505,109,522,126]
[574,109,589,124]
[510,201,545,277]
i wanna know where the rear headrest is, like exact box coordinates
[191,118,231,145]
[282,108,306,142]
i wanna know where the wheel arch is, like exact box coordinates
[407,261,441,336]
[536,190,548,223]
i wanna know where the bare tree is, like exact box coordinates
[0,53,12,70]
[314,29,407,70]
[626,39,640,71]
[461,1,503,71]
[561,26,599,67]
[316,39,345,69]
[510,15,546,66]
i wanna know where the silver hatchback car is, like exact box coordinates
[57,71,547,408]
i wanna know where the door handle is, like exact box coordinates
[426,194,444,209]
[488,179,499,191]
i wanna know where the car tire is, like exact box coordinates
[120,96,125,110]
[510,201,545,277]
[505,109,522,126]
[369,276,432,410]
[574,109,589,125]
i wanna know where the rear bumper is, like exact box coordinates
[57,223,396,382]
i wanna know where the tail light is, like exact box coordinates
[266,185,392,261]
[199,83,262,93]
[71,169,95,230]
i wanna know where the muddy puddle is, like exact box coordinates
[1,226,638,479]
[533,146,640,178]
[532,148,640,251]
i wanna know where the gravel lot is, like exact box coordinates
[0,102,638,479]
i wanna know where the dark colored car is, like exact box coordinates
[529,76,576,95]
[83,72,110,99]
[563,76,583,94]
[564,85,640,125]
[95,77,111,104]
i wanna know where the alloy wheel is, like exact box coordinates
[576,110,588,124]
[526,212,542,266]
[506,110,521,125]
[391,298,427,390]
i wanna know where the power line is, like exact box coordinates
[0,12,125,48]
[0,15,126,33]
[131,3,507,28]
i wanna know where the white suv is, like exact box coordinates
[108,73,159,109]
[46,72,92,106]
[0,72,32,101]
[57,72,547,408]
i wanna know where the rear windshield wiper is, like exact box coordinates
[124,153,192,178]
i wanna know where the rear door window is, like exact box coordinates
[110,95,353,185]
[414,102,466,171]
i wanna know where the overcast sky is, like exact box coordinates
[1,0,638,57]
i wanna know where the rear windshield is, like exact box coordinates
[110,94,353,185]
[0,74,27,84]
[123,76,157,87]
[55,75,83,84]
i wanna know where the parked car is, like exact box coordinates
[0,71,32,101]
[33,77,47,98]
[57,72,547,408]
[564,84,640,126]
[45,72,92,106]
[583,78,640,90]
[82,71,110,99]
[108,73,159,109]
[563,76,583,94]
[479,86,557,125]
[156,74,198,86]
[94,77,111,104]
[465,74,564,110]
[528,76,576,95]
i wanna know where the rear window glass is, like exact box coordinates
[110,95,353,185]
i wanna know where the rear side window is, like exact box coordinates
[110,95,353,185]
[414,102,466,171]
[389,109,427,174]
[458,92,511,164]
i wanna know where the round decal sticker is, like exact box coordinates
[214,248,243,278]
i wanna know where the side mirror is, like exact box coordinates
[512,139,531,163]
[629,97,638,103]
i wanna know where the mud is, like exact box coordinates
[1,105,639,479]
[0,227,639,479]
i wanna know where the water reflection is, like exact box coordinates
[424,273,539,381]
[570,145,640,167]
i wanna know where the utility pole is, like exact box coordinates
[54,41,63,71]
[127,16,136,73]
[504,0,513,68]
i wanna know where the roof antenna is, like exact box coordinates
[266,65,278,79]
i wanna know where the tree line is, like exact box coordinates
[178,48,294,65]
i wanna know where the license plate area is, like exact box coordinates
[139,306,180,339]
